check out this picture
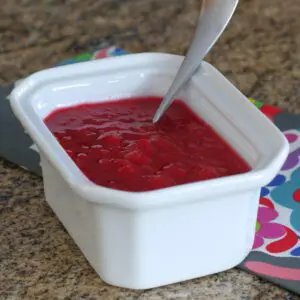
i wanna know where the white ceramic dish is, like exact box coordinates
[10,53,289,289]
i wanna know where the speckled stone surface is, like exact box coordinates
[0,0,300,299]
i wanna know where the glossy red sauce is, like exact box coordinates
[44,97,250,192]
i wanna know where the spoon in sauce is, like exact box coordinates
[153,0,239,123]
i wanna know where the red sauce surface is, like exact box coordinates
[44,97,250,192]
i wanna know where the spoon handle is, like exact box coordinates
[153,0,239,123]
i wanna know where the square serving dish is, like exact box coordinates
[10,53,289,289]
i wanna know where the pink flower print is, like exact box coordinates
[253,206,286,249]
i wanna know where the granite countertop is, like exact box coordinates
[1,0,300,299]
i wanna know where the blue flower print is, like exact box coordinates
[271,168,300,233]
[260,174,286,197]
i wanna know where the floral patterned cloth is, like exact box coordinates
[252,130,300,257]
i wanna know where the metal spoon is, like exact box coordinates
[153,0,239,123]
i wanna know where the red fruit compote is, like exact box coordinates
[44,96,250,192]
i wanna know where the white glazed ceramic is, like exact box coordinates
[10,53,289,289]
